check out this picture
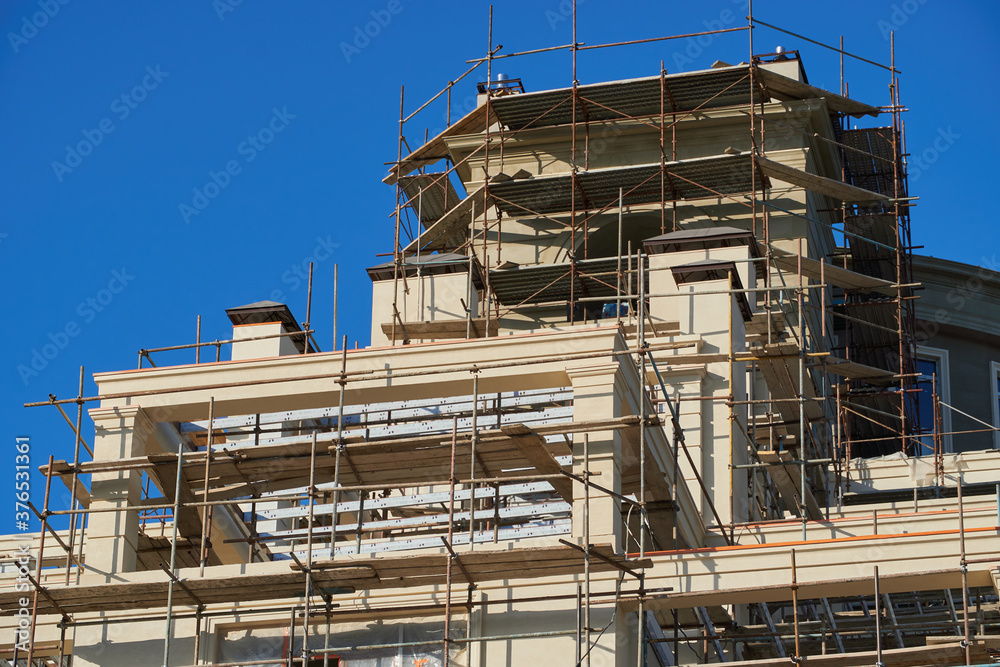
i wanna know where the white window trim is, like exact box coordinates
[991,360,1000,450]
[916,345,952,454]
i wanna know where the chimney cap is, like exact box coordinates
[225,300,300,327]
[225,301,305,352]
[643,226,760,257]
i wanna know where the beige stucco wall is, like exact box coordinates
[370,271,479,346]
[232,321,300,361]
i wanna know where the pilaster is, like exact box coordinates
[84,405,154,580]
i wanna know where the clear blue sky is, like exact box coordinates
[2,0,998,534]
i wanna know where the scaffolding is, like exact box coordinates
[6,5,1000,667]
[376,0,942,520]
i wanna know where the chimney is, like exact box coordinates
[225,301,304,361]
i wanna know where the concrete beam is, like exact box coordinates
[633,515,1000,611]
[93,327,629,423]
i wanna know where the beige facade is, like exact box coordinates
[3,30,999,667]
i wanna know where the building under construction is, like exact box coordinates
[4,11,1000,667]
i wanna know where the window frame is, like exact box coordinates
[915,345,952,454]
[990,360,1000,449]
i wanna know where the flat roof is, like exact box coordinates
[491,66,757,130]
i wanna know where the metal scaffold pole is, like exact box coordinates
[331,337,348,558]
[469,371,479,550]
[958,478,971,665]
[301,431,318,667]
[64,366,86,587]
[443,417,459,667]
[162,441,186,667]
[583,431,592,667]
[391,85,404,347]
[198,397,215,575]
[25,455,55,666]
[638,250,647,558]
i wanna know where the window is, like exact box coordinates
[991,361,1000,449]
[914,357,937,452]
[914,346,951,454]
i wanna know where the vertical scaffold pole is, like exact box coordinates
[576,583,583,665]
[791,549,801,662]
[469,372,479,550]
[659,59,666,235]
[637,574,646,667]
[288,605,297,666]
[584,432,592,667]
[444,417,459,667]
[65,366,86,586]
[617,187,623,324]
[728,263,736,539]
[874,565,884,667]
[798,239,807,541]
[26,455,56,666]
[333,263,339,351]
[840,36,845,97]
[331,337,348,558]
[481,6,494,336]
[391,85,404,347]
[416,189,424,321]
[958,478,971,665]
[821,258,831,519]
[466,239,474,340]
[199,397,215,576]
[304,261,314,354]
[896,35,907,454]
[569,0,578,321]
[302,431,318,666]
[162,443,186,667]
[323,594,333,667]
[638,251,647,558]
[748,0,756,240]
